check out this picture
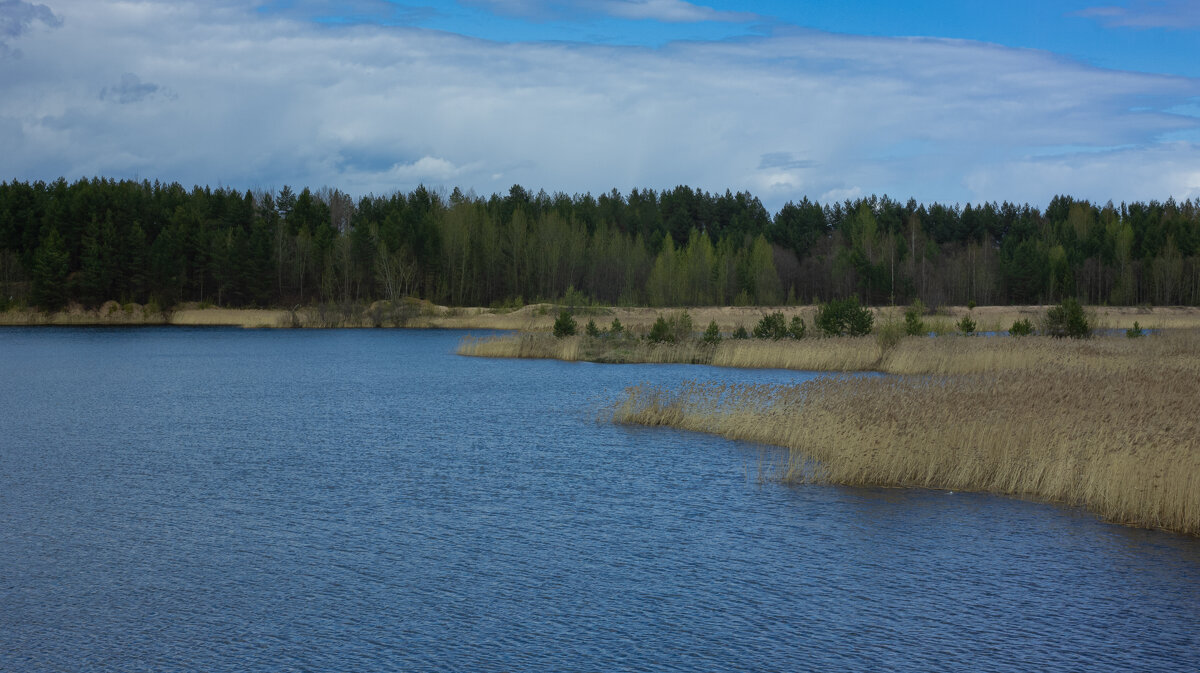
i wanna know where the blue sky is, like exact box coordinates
[291,0,1200,77]
[2,0,1199,209]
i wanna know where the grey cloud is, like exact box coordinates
[100,73,159,104]
[0,0,61,38]
[256,0,438,25]
[758,152,816,170]
[1,0,1198,209]
[1076,1,1200,29]
[0,0,61,57]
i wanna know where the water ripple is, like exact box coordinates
[1,327,1198,672]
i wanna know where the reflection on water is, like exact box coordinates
[1,327,1198,672]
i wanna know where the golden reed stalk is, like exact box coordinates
[611,332,1200,535]
[458,330,1198,376]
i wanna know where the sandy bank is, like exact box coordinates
[4,302,1200,331]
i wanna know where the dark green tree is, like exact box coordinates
[30,227,69,310]
[553,310,577,337]
[1044,297,1090,338]
[648,315,674,343]
[753,312,788,339]
[815,297,874,336]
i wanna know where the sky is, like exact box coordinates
[2,0,1199,211]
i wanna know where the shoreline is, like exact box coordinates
[610,330,1200,536]
[6,302,1200,331]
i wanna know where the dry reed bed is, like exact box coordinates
[457,332,880,370]
[457,333,716,364]
[613,332,1200,535]
[459,329,1200,376]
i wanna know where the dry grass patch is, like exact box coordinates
[461,326,1200,376]
[613,332,1200,536]
[457,333,716,364]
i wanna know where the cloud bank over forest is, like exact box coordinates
[1,0,1198,208]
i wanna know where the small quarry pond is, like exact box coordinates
[1,327,1198,672]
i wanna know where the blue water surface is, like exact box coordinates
[1,327,1198,672]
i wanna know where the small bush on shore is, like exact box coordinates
[732,325,749,339]
[816,297,873,337]
[702,320,722,345]
[649,316,673,343]
[957,314,976,336]
[875,318,906,352]
[553,310,577,338]
[1010,318,1033,337]
[648,310,695,343]
[585,319,600,337]
[610,317,624,335]
[672,310,694,342]
[904,300,926,336]
[1127,321,1144,338]
[789,316,806,340]
[753,312,789,340]
[1044,297,1090,339]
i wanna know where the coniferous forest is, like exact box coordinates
[2,177,1199,311]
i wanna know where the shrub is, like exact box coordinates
[671,310,694,342]
[553,310,577,338]
[649,316,674,343]
[1127,321,1144,339]
[815,297,874,337]
[788,316,806,340]
[1009,318,1033,337]
[561,285,590,309]
[967,299,977,310]
[904,300,926,336]
[610,317,624,335]
[732,325,749,339]
[957,314,976,336]
[702,320,722,345]
[753,312,789,340]
[1044,297,1090,339]
[875,318,906,353]
[585,319,600,338]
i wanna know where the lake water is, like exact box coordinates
[1,327,1198,672]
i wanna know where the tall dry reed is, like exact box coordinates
[462,329,1200,377]
[613,335,1200,535]
[456,333,715,364]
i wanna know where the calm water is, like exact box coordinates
[1,327,1198,672]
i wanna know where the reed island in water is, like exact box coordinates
[459,301,1200,536]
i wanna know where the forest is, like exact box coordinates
[1,177,1199,311]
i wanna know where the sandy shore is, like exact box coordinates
[3,301,1199,331]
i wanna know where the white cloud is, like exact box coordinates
[384,156,476,182]
[965,142,1200,204]
[597,0,754,23]
[0,1,1198,210]
[465,0,755,23]
[821,187,864,203]
[1077,1,1200,29]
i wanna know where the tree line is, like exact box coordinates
[1,177,1198,311]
